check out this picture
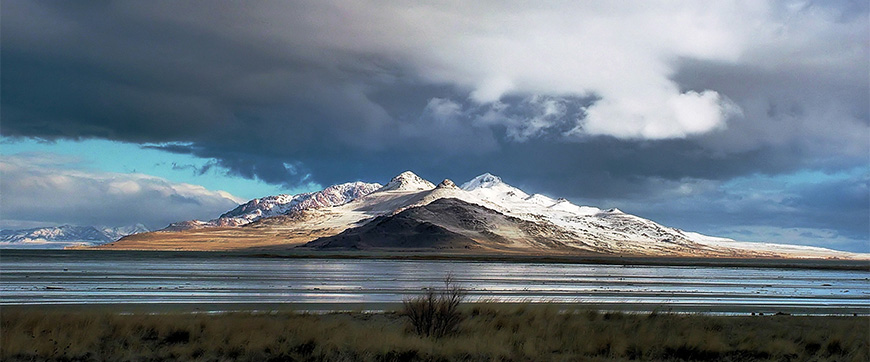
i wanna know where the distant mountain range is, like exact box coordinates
[0,224,150,248]
[100,171,863,259]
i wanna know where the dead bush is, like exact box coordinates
[401,275,465,338]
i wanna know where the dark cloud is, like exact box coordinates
[781,174,869,237]
[170,161,218,176]
[674,59,869,164]
[1,1,867,250]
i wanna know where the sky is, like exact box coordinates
[1,1,867,252]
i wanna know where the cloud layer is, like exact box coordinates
[2,1,865,180]
[0,154,242,230]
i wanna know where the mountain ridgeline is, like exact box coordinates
[101,171,863,259]
[0,224,150,248]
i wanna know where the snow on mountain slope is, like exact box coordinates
[220,181,383,224]
[307,198,585,250]
[460,174,599,217]
[437,179,459,189]
[457,173,861,258]
[163,181,382,230]
[336,173,702,255]
[106,170,865,258]
[457,174,701,254]
[461,173,529,201]
[342,172,442,215]
[100,224,151,241]
[377,171,436,192]
[679,231,859,259]
[297,172,866,257]
[0,224,150,248]
[549,198,601,215]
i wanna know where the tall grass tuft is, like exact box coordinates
[401,275,465,338]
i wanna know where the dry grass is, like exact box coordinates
[93,228,313,251]
[2,305,867,361]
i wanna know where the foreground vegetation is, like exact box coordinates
[2,305,867,362]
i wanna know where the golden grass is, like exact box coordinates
[93,228,313,251]
[2,305,867,361]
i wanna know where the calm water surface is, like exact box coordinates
[2,250,868,314]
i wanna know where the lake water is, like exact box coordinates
[2,250,868,314]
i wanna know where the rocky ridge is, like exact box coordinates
[163,181,382,231]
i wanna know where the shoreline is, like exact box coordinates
[3,301,868,316]
[8,248,869,271]
[243,250,870,271]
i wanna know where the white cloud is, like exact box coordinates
[0,153,244,230]
[424,98,463,122]
[298,1,762,139]
[579,90,740,139]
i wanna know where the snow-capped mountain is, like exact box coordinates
[0,224,150,248]
[100,224,151,241]
[103,171,865,259]
[162,181,382,230]
[455,173,722,255]
[378,171,436,192]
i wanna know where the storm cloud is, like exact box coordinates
[1,1,867,250]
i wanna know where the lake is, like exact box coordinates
[1,250,868,314]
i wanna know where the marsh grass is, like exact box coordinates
[2,305,867,361]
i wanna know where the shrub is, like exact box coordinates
[401,275,465,338]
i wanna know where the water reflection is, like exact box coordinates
[1,251,868,314]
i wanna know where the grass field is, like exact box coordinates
[2,304,867,361]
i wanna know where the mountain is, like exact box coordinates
[306,198,575,250]
[100,224,151,241]
[377,171,436,192]
[306,198,482,250]
[0,224,150,248]
[162,181,382,230]
[100,171,865,259]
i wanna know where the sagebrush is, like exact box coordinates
[401,276,465,338]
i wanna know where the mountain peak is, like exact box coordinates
[437,179,458,189]
[461,173,505,190]
[378,171,435,192]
